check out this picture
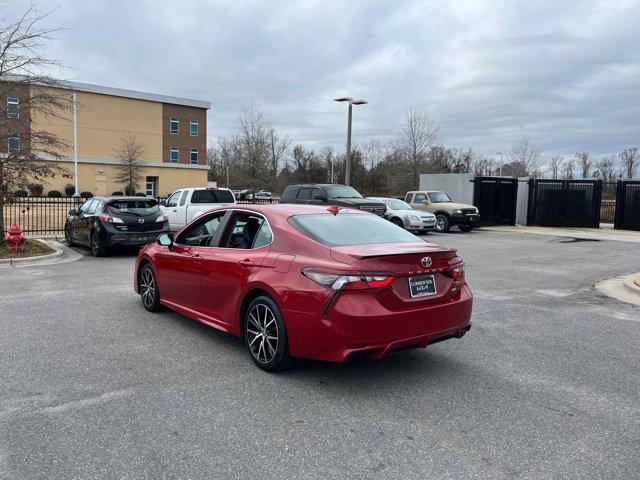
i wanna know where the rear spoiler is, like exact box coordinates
[331,242,455,260]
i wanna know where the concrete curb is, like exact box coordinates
[0,239,82,268]
[623,276,640,294]
[595,273,640,307]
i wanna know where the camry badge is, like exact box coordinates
[421,257,432,268]
[138,218,145,224]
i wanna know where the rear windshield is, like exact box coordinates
[289,214,419,247]
[107,199,160,216]
[191,189,235,204]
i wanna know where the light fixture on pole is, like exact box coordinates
[497,151,504,177]
[334,97,367,186]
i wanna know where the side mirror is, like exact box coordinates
[157,233,174,249]
[422,200,430,205]
[314,195,327,202]
[68,209,78,216]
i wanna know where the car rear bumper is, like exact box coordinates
[103,228,169,247]
[283,284,473,362]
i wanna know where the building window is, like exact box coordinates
[170,147,179,163]
[190,148,199,164]
[170,117,178,134]
[8,134,19,152]
[146,176,158,197]
[7,98,19,118]
[190,119,198,136]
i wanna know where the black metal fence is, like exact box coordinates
[472,177,518,226]
[2,196,84,235]
[614,180,640,231]
[527,179,603,228]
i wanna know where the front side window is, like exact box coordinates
[170,117,178,134]
[427,192,452,203]
[225,213,272,249]
[8,134,19,152]
[179,190,189,206]
[166,191,181,207]
[414,193,427,203]
[170,147,179,163]
[190,148,198,164]
[190,119,198,136]
[297,188,311,200]
[7,98,19,118]
[290,213,419,247]
[178,212,225,247]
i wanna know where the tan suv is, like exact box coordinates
[404,191,480,233]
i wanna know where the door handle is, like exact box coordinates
[238,259,254,267]
[172,209,177,212]
[192,253,203,262]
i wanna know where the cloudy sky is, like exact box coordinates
[9,0,640,162]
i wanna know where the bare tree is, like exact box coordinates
[237,103,271,190]
[593,156,617,182]
[113,134,145,194]
[473,156,496,176]
[320,145,335,183]
[508,137,541,177]
[562,159,574,179]
[395,106,441,186]
[268,128,290,193]
[618,147,638,179]
[0,7,72,233]
[549,156,563,179]
[575,151,592,179]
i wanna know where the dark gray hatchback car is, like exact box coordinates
[65,196,170,256]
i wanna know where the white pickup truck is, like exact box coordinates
[162,187,236,231]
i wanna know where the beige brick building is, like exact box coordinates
[3,79,210,197]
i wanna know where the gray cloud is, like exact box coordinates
[9,0,640,161]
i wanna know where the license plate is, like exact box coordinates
[408,275,437,298]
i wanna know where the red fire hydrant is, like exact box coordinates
[4,224,26,254]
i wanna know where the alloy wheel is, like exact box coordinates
[246,303,279,364]
[91,232,99,255]
[140,268,156,309]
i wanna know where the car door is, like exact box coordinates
[76,199,96,244]
[199,211,273,325]
[154,211,227,312]
[165,190,182,231]
[412,193,431,213]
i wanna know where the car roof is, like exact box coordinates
[202,203,368,218]
[286,184,347,188]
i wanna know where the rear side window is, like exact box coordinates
[297,188,311,200]
[107,199,160,216]
[224,213,272,249]
[289,214,418,247]
[191,189,235,204]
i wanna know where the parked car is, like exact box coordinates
[281,184,386,216]
[405,190,480,233]
[135,204,472,372]
[65,196,169,257]
[161,187,235,231]
[254,190,272,200]
[369,197,437,234]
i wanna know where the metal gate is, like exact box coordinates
[527,179,602,228]
[614,180,640,231]
[472,177,518,225]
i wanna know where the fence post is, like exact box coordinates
[526,179,535,226]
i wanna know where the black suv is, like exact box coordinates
[281,184,386,215]
[65,196,170,257]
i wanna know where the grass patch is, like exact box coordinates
[0,239,56,259]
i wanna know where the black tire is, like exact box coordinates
[459,224,474,232]
[244,296,295,372]
[90,229,108,257]
[139,263,162,312]
[64,225,75,247]
[390,217,404,228]
[435,214,451,233]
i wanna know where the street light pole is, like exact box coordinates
[497,151,503,177]
[334,97,367,186]
[72,92,79,196]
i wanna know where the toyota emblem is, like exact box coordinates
[138,218,145,224]
[420,257,432,268]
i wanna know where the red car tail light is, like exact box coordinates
[444,265,465,286]
[99,214,124,224]
[155,214,169,223]
[302,269,394,292]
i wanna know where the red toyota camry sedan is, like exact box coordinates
[134,204,472,372]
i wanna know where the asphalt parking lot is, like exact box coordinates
[1,230,639,479]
